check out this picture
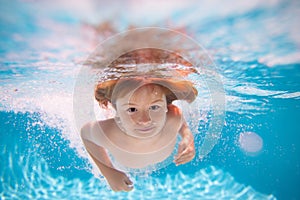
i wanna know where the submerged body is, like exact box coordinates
[81,83,195,191]
[80,48,197,192]
[81,104,181,169]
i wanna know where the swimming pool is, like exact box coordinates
[0,0,299,199]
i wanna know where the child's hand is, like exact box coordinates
[105,168,134,192]
[174,135,195,166]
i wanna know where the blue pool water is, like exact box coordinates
[1,0,299,199]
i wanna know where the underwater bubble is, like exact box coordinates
[238,132,263,154]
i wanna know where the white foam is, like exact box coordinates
[258,52,300,67]
[273,92,300,99]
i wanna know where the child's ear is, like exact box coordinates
[98,99,109,109]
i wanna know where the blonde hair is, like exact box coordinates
[95,48,198,108]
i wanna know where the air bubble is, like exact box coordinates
[239,132,263,154]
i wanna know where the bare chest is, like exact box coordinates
[101,119,179,168]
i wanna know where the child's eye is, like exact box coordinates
[149,105,160,111]
[127,107,137,113]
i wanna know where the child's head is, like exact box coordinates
[95,77,197,138]
[94,48,198,137]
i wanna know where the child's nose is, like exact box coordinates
[138,111,151,125]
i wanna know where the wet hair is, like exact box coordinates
[108,48,193,67]
[94,48,198,108]
[95,78,198,108]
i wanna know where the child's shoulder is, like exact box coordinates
[80,119,115,139]
[80,121,94,139]
[80,119,117,148]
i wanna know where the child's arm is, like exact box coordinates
[82,139,133,192]
[174,120,195,165]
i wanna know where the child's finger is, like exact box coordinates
[177,143,185,156]
[123,184,134,192]
[124,176,133,185]
[177,145,190,157]
[175,152,191,162]
[175,156,192,165]
[123,178,134,191]
[175,150,195,164]
[175,158,187,166]
[174,156,187,165]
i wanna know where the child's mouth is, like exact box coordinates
[137,126,155,132]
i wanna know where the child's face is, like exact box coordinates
[116,84,168,138]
